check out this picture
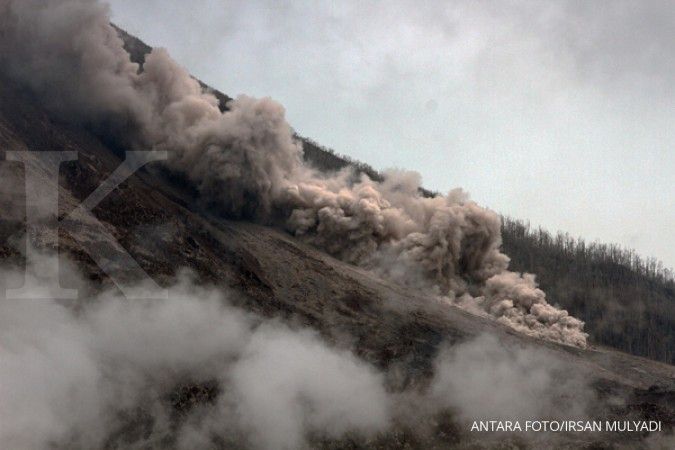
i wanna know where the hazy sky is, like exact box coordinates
[108,0,674,269]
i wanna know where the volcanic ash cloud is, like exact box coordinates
[0,0,587,347]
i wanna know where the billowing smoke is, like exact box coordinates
[429,334,593,422]
[0,256,391,450]
[0,253,594,449]
[0,0,587,346]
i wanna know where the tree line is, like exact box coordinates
[502,217,674,364]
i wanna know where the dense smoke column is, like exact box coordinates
[0,0,587,347]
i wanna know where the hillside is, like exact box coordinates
[119,26,675,364]
[114,27,674,366]
[0,9,673,449]
[503,218,675,364]
[1,66,674,448]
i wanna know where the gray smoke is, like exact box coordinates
[0,252,597,449]
[429,334,593,422]
[0,256,391,450]
[0,0,587,346]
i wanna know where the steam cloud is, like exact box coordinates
[429,334,593,422]
[0,259,391,449]
[0,0,586,346]
[0,254,592,449]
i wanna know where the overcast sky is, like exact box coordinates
[108,0,674,269]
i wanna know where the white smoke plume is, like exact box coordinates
[429,334,593,422]
[0,257,391,450]
[0,0,587,346]
[0,252,598,449]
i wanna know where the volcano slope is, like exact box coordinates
[0,24,674,450]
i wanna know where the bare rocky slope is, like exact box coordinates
[0,30,673,450]
[114,27,675,367]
